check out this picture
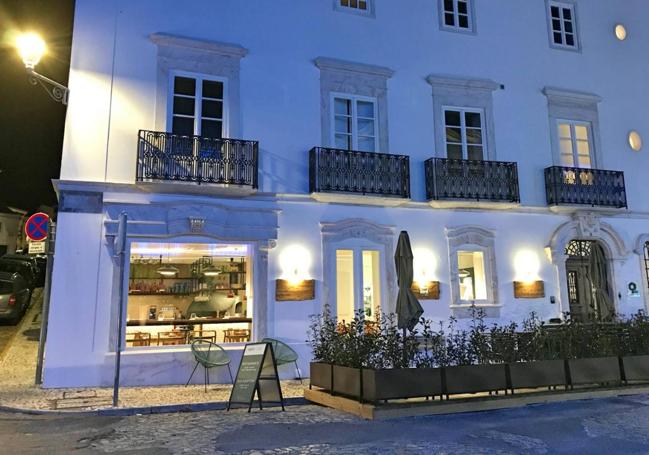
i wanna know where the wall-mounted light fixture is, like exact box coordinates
[412,247,440,299]
[15,32,69,105]
[615,24,627,41]
[629,131,643,152]
[513,249,545,298]
[279,244,311,284]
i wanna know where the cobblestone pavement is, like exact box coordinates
[4,394,649,454]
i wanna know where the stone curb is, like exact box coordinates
[0,396,309,417]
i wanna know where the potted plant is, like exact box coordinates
[619,311,649,383]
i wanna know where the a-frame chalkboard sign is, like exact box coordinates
[227,342,285,412]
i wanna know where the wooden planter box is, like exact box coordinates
[444,364,508,395]
[362,368,443,402]
[567,357,621,387]
[309,362,333,391]
[621,355,649,383]
[332,365,362,398]
[508,360,567,390]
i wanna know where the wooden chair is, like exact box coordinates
[190,330,217,343]
[223,329,251,343]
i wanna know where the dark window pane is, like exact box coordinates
[445,110,461,126]
[465,112,482,128]
[174,77,195,96]
[201,120,222,139]
[446,127,462,143]
[467,145,483,161]
[466,128,483,144]
[551,6,560,18]
[350,0,357,7]
[562,8,572,20]
[444,0,454,13]
[445,12,455,26]
[341,0,349,6]
[447,144,463,160]
[565,33,575,46]
[458,1,468,15]
[552,19,561,31]
[172,116,194,136]
[173,96,195,116]
[553,32,563,44]
[458,14,469,28]
[564,21,573,33]
[359,0,367,10]
[202,100,223,119]
[202,80,223,99]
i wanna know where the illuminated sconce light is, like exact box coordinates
[412,248,440,299]
[513,250,545,298]
[629,131,643,152]
[279,244,311,284]
[615,24,627,41]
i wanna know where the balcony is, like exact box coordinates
[425,158,520,207]
[309,147,410,204]
[544,166,627,209]
[136,130,258,194]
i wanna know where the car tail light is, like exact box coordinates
[8,295,16,306]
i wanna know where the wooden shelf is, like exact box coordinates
[128,288,245,296]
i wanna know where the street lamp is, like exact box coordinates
[15,32,69,105]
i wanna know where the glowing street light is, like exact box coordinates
[14,32,69,105]
[16,32,46,69]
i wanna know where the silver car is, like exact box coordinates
[0,272,31,323]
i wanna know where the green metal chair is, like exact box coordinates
[262,338,302,382]
[186,339,233,392]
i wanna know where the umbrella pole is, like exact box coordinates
[402,327,407,368]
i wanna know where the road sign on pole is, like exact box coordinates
[25,212,50,242]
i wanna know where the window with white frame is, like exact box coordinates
[547,1,578,49]
[170,73,226,139]
[444,108,485,160]
[446,226,498,317]
[333,95,377,152]
[335,248,382,321]
[557,121,593,168]
[440,0,474,32]
[335,0,373,15]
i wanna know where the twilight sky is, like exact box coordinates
[0,0,74,212]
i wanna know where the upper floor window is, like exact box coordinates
[169,73,226,139]
[558,120,593,168]
[332,95,377,152]
[440,0,474,33]
[547,1,579,50]
[335,0,374,17]
[444,108,485,160]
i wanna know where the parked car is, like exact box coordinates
[0,254,43,287]
[0,259,38,289]
[0,272,31,323]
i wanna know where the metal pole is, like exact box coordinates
[112,212,127,407]
[34,224,56,385]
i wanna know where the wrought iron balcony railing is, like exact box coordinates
[544,166,627,208]
[425,158,520,202]
[136,130,258,188]
[309,147,410,198]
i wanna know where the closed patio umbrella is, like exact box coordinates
[589,242,614,321]
[395,231,424,331]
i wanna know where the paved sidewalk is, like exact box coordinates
[0,290,303,412]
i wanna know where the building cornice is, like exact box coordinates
[149,33,248,59]
[426,74,500,92]
[542,87,602,105]
[314,57,394,78]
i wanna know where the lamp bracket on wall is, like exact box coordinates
[27,67,69,105]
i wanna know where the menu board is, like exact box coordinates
[228,342,284,412]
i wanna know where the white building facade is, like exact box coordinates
[45,0,649,387]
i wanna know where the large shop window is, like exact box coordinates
[335,249,382,322]
[457,250,487,301]
[169,73,226,138]
[126,242,251,348]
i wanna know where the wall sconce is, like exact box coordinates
[279,244,311,284]
[513,250,541,283]
[629,131,643,152]
[15,32,69,105]
[615,24,627,41]
[412,248,440,300]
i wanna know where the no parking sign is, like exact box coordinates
[25,212,50,242]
